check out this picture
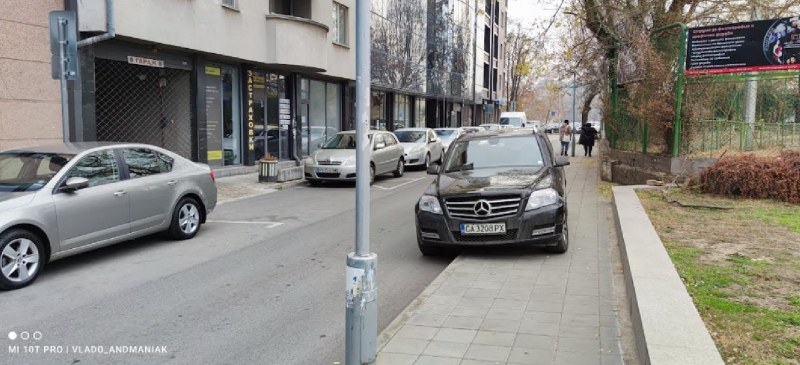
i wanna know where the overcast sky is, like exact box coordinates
[507,0,563,26]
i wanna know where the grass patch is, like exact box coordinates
[597,182,615,199]
[638,189,800,364]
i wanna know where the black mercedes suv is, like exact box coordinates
[415,129,570,255]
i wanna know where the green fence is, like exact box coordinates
[606,24,800,157]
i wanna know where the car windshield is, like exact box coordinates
[435,129,457,139]
[395,130,427,143]
[321,134,370,149]
[499,117,524,127]
[0,152,75,192]
[444,136,543,172]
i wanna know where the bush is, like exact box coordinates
[697,151,800,204]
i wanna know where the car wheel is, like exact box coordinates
[308,179,322,186]
[168,197,202,240]
[546,221,569,254]
[0,229,45,290]
[423,153,430,169]
[393,159,405,177]
[369,164,376,185]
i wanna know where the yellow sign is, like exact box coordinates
[207,150,223,160]
[205,66,221,76]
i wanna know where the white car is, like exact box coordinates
[433,127,466,152]
[303,131,405,185]
[479,123,502,131]
[394,128,444,169]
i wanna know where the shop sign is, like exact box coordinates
[127,56,165,68]
[247,70,256,151]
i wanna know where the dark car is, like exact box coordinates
[414,130,570,255]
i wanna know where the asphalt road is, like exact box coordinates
[0,170,451,365]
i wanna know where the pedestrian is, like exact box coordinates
[578,122,599,157]
[558,120,572,156]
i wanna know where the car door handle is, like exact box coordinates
[167,180,177,186]
[113,190,127,197]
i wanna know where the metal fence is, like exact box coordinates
[681,73,800,157]
[95,58,193,159]
[606,25,800,157]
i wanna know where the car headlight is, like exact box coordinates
[418,195,443,214]
[342,157,355,166]
[525,188,560,211]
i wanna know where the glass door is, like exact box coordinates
[221,66,241,165]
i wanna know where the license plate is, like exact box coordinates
[316,167,339,174]
[460,223,506,235]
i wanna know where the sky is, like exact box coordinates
[507,0,563,26]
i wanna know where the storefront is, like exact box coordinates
[202,63,242,167]
[296,78,343,157]
[245,69,291,161]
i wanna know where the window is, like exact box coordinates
[385,134,397,146]
[445,136,543,171]
[373,134,386,149]
[157,153,174,173]
[0,152,73,192]
[123,148,163,179]
[222,0,239,10]
[66,150,120,187]
[332,2,348,45]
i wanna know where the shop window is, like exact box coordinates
[394,94,410,129]
[332,2,348,46]
[371,91,387,130]
[415,98,426,128]
[298,78,342,156]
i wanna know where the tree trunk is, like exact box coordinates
[581,91,598,124]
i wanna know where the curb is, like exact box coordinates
[216,178,308,205]
[612,186,724,365]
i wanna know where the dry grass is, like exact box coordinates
[638,188,800,365]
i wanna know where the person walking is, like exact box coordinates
[558,120,572,156]
[578,122,599,157]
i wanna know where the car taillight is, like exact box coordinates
[210,170,216,182]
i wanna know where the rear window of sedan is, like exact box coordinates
[444,136,544,171]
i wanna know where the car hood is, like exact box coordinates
[400,142,426,152]
[313,149,355,163]
[436,167,545,196]
[0,191,37,211]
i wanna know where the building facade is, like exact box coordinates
[2,0,507,171]
[69,0,355,169]
[0,0,64,151]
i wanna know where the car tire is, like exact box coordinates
[168,197,202,240]
[423,153,430,170]
[393,159,405,177]
[308,179,322,186]
[369,164,376,185]
[546,221,569,254]
[0,229,45,290]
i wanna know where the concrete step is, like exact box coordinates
[277,165,304,182]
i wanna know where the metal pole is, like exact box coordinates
[570,74,577,157]
[743,74,757,151]
[346,0,377,363]
[58,17,70,143]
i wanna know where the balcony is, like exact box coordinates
[264,14,329,73]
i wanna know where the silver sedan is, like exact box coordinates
[0,142,217,290]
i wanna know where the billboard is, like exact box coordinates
[686,16,800,76]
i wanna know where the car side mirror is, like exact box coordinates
[60,177,89,192]
[554,156,571,167]
[427,165,439,175]
[374,142,386,150]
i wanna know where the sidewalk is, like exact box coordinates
[215,172,305,204]
[376,156,631,365]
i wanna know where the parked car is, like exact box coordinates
[0,143,217,290]
[479,123,502,131]
[462,127,483,134]
[433,128,466,152]
[415,130,570,255]
[544,123,561,134]
[303,130,404,185]
[394,128,444,169]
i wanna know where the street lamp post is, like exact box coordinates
[570,73,577,157]
[345,0,377,364]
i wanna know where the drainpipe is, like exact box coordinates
[77,0,115,47]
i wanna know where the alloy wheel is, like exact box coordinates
[179,203,200,235]
[1,238,40,283]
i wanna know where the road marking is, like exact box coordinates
[206,220,284,228]
[372,177,426,190]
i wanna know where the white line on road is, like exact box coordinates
[207,220,284,228]
[372,177,426,190]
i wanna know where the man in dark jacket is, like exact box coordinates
[578,123,599,157]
